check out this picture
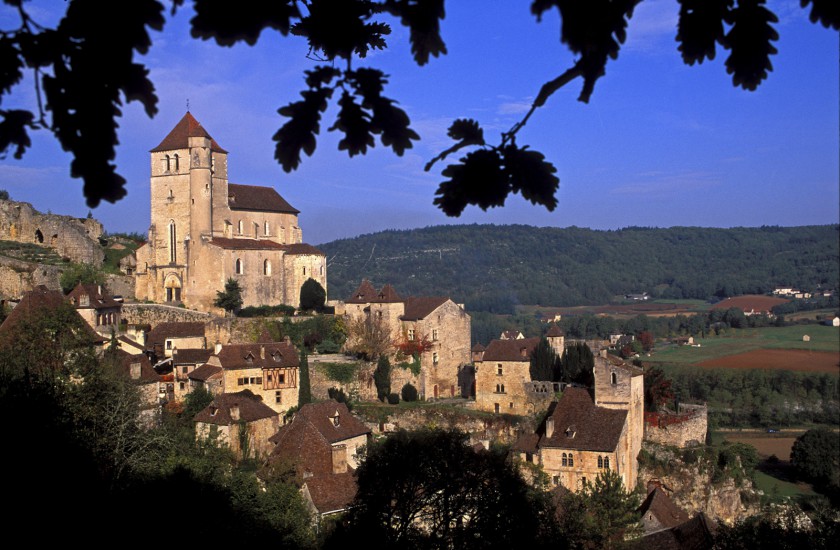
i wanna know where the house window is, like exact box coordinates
[598,456,603,468]
[179,382,185,390]
[182,366,189,374]
[254,222,259,238]
[494,403,500,413]
[433,352,439,364]
[264,259,271,276]
[509,402,514,408]
[407,329,415,341]
[568,455,574,467]
[278,373,285,384]
[237,377,245,386]
[275,390,282,404]
[604,457,610,470]
[497,364,503,375]
[562,453,568,467]
[163,155,170,172]
[432,329,438,341]
[333,413,340,427]
[238,220,244,234]
[166,340,172,350]
[235,258,243,274]
[169,221,176,263]
[173,153,179,171]
[611,372,617,385]
[303,266,307,276]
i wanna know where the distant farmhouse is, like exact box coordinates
[135,112,327,312]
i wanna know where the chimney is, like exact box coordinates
[214,342,222,354]
[332,444,348,474]
[230,405,240,421]
[600,348,607,358]
[546,416,554,439]
[260,345,265,360]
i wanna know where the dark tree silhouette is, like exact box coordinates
[214,278,243,315]
[0,1,836,209]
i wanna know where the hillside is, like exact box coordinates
[319,224,839,313]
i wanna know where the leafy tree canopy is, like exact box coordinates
[299,278,326,312]
[791,428,840,492]
[0,1,835,211]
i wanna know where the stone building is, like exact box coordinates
[66,283,122,338]
[194,390,280,460]
[343,280,471,400]
[134,112,327,312]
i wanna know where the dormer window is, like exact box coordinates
[272,352,282,362]
[332,413,340,427]
[209,406,218,416]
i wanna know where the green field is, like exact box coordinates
[645,325,840,365]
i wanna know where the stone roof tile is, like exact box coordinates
[481,337,541,362]
[228,183,299,214]
[539,387,628,453]
[193,390,278,425]
[150,112,227,153]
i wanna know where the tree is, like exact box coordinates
[791,428,840,493]
[644,365,675,412]
[214,278,243,316]
[298,348,311,406]
[60,262,106,294]
[298,278,326,312]
[333,428,557,548]
[559,342,594,386]
[1,1,834,210]
[345,313,393,360]
[401,382,418,402]
[530,336,562,381]
[373,355,391,402]
[638,331,655,352]
[0,189,9,200]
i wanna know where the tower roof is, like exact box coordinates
[151,112,228,153]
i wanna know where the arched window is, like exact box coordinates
[164,154,170,172]
[597,456,603,468]
[604,457,610,470]
[568,454,574,467]
[303,266,306,276]
[254,222,259,238]
[238,220,244,235]
[235,258,243,274]
[562,453,567,467]
[264,221,270,236]
[173,153,179,172]
[264,259,271,276]
[611,372,617,385]
[168,221,176,263]
[495,384,500,393]
[500,384,505,393]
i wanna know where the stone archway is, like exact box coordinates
[164,273,182,303]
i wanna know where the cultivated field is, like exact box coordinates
[722,430,806,460]
[698,349,838,373]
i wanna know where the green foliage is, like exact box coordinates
[214,278,244,315]
[373,355,391,401]
[791,428,840,497]
[322,225,839,312]
[322,362,357,384]
[401,382,418,402]
[237,304,296,318]
[529,336,562,381]
[396,353,421,376]
[714,441,760,484]
[333,428,557,548]
[299,278,327,312]
[60,262,106,294]
[183,385,214,419]
[298,349,311,406]
[386,392,399,405]
[713,503,840,549]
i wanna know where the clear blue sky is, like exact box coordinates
[1,1,837,245]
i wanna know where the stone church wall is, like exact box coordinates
[644,404,708,448]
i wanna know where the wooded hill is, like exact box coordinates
[319,225,839,314]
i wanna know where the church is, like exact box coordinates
[135,113,327,312]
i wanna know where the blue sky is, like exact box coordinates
[1,1,837,245]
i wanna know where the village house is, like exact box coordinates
[267,400,371,521]
[134,112,327,313]
[638,484,690,534]
[111,349,164,425]
[199,338,300,416]
[343,279,471,400]
[194,390,280,460]
[171,348,213,400]
[66,283,122,339]
[144,321,207,364]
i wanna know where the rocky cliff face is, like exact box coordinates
[639,442,763,526]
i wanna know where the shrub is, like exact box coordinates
[238,304,296,317]
[323,362,356,384]
[328,387,352,411]
[401,383,418,402]
[387,393,400,405]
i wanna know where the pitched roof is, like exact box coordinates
[304,472,358,515]
[626,513,717,550]
[539,387,628,453]
[402,296,449,320]
[67,283,122,310]
[228,183,299,214]
[373,284,402,303]
[113,350,160,384]
[172,348,213,364]
[193,390,278,425]
[295,400,370,444]
[208,237,286,250]
[638,487,690,530]
[145,322,206,348]
[215,342,299,370]
[346,279,378,303]
[151,112,227,153]
[188,363,223,381]
[0,286,105,345]
[546,324,565,337]
[283,243,324,256]
[481,337,541,362]
[471,343,486,352]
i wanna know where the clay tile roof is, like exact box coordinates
[151,112,227,153]
[283,243,324,256]
[627,513,717,550]
[193,390,278,425]
[346,279,378,303]
[304,471,358,515]
[67,283,122,309]
[539,387,628,452]
[373,284,402,303]
[172,348,213,364]
[208,237,286,250]
[512,433,541,454]
[295,400,371,444]
[546,324,565,337]
[113,350,160,384]
[146,322,205,347]
[188,363,222,381]
[638,487,690,530]
[402,296,449,320]
[481,337,541,362]
[471,343,486,352]
[228,183,299,214]
[215,342,300,370]
[0,287,105,345]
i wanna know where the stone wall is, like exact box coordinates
[0,199,104,265]
[121,303,213,326]
[0,257,63,298]
[644,404,708,448]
